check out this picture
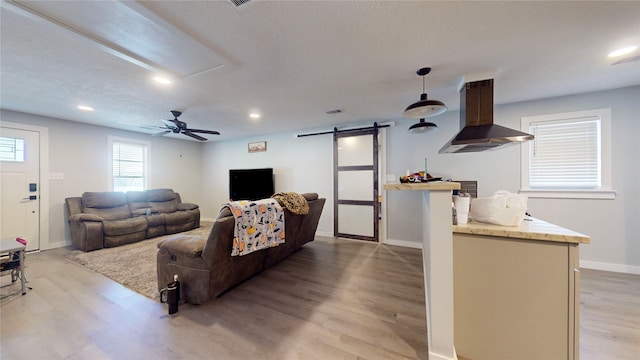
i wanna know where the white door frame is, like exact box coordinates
[1,121,49,250]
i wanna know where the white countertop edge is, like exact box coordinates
[453,218,590,244]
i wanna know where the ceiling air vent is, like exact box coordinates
[228,0,252,8]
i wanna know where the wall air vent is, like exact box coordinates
[228,0,252,8]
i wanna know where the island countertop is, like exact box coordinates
[453,217,590,244]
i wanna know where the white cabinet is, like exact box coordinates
[453,233,580,360]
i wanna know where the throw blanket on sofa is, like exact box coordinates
[272,192,309,215]
[225,199,285,256]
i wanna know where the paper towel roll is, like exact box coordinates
[453,196,470,224]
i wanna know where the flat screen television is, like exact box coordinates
[229,168,275,201]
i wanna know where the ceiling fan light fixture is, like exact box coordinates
[408,118,438,133]
[404,67,447,119]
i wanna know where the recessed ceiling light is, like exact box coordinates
[608,45,638,58]
[249,113,261,119]
[153,76,172,85]
[77,105,94,111]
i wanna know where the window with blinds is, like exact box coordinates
[112,140,147,192]
[529,117,600,188]
[0,136,25,162]
[520,108,614,199]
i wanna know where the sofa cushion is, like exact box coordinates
[104,231,146,248]
[131,208,148,216]
[165,211,195,226]
[146,213,165,227]
[103,217,147,236]
[83,192,127,209]
[84,204,132,221]
[127,191,148,211]
[152,200,178,213]
[146,189,177,202]
[301,193,318,201]
[158,235,205,258]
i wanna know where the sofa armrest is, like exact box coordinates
[158,235,205,258]
[178,203,199,211]
[69,213,103,222]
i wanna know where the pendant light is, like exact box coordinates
[404,67,447,119]
[408,118,437,133]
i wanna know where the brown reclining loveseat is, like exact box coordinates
[156,193,325,304]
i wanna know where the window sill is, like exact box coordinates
[519,189,617,200]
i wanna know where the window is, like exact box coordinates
[520,108,614,199]
[0,136,25,162]
[109,137,148,192]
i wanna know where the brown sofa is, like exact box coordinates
[156,193,325,304]
[65,189,200,251]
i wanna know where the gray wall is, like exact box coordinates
[200,131,334,234]
[202,85,640,273]
[2,85,638,273]
[0,109,203,250]
[384,85,639,273]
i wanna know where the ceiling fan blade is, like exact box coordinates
[187,128,221,135]
[153,130,171,137]
[162,119,179,130]
[183,131,207,141]
[138,124,166,130]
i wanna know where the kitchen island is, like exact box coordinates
[453,218,590,360]
[384,181,461,360]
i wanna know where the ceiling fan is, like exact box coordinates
[154,110,220,141]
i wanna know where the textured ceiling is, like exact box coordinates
[1,0,639,141]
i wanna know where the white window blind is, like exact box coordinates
[0,136,25,162]
[112,141,146,192]
[520,108,614,199]
[528,117,600,189]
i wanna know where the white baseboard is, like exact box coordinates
[383,238,422,249]
[201,217,216,222]
[580,260,640,275]
[42,240,70,250]
[315,230,333,238]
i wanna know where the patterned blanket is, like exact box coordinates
[225,199,285,256]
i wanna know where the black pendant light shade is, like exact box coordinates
[404,67,447,119]
[409,118,437,133]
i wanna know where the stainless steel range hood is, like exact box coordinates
[439,79,533,154]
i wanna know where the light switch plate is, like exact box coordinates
[49,172,64,180]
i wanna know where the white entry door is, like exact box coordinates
[0,127,40,251]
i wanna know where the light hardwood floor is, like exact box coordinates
[1,237,638,360]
